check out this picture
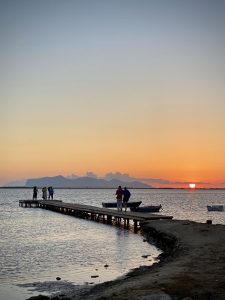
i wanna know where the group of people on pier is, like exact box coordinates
[115,186,131,212]
[32,186,54,200]
[33,185,130,210]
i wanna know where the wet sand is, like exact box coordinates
[29,219,225,299]
[71,219,225,300]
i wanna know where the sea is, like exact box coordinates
[1,188,225,300]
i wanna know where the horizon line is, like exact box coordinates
[1,186,225,190]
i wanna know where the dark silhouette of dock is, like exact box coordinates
[19,200,173,232]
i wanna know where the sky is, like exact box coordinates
[1,0,225,188]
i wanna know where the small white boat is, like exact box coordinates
[207,205,224,212]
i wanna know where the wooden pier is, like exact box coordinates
[19,200,173,232]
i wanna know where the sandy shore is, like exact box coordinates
[28,219,225,300]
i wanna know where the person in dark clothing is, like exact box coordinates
[33,186,38,200]
[48,186,54,200]
[123,187,131,212]
[116,185,123,211]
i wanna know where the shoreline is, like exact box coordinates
[2,186,225,190]
[28,218,225,299]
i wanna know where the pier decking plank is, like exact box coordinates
[19,200,173,231]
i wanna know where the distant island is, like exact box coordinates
[22,175,151,189]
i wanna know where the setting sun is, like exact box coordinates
[189,183,196,189]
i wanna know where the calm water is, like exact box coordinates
[1,188,225,300]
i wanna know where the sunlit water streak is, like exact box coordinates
[1,188,225,300]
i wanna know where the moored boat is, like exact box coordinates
[102,201,142,208]
[130,204,162,213]
[207,205,224,212]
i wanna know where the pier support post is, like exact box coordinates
[124,218,130,228]
[107,215,112,224]
[134,220,138,233]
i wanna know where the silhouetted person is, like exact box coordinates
[123,187,131,212]
[48,186,54,200]
[116,185,123,211]
[42,187,47,200]
[33,186,38,200]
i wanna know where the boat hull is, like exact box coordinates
[207,205,224,212]
[102,201,142,208]
[130,205,162,213]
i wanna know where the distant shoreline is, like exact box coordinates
[1,186,225,190]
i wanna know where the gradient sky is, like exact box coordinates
[1,0,225,187]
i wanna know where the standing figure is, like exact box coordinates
[123,187,131,212]
[42,187,47,200]
[115,185,123,212]
[33,186,38,200]
[48,186,54,200]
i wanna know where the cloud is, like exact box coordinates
[104,172,136,182]
[103,172,213,187]
[103,173,174,186]
[66,174,78,179]
[86,172,98,178]
[139,178,213,186]
[172,181,211,185]
[4,170,217,188]
[139,178,172,185]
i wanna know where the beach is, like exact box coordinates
[38,218,225,300]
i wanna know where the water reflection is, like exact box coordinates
[0,188,160,295]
